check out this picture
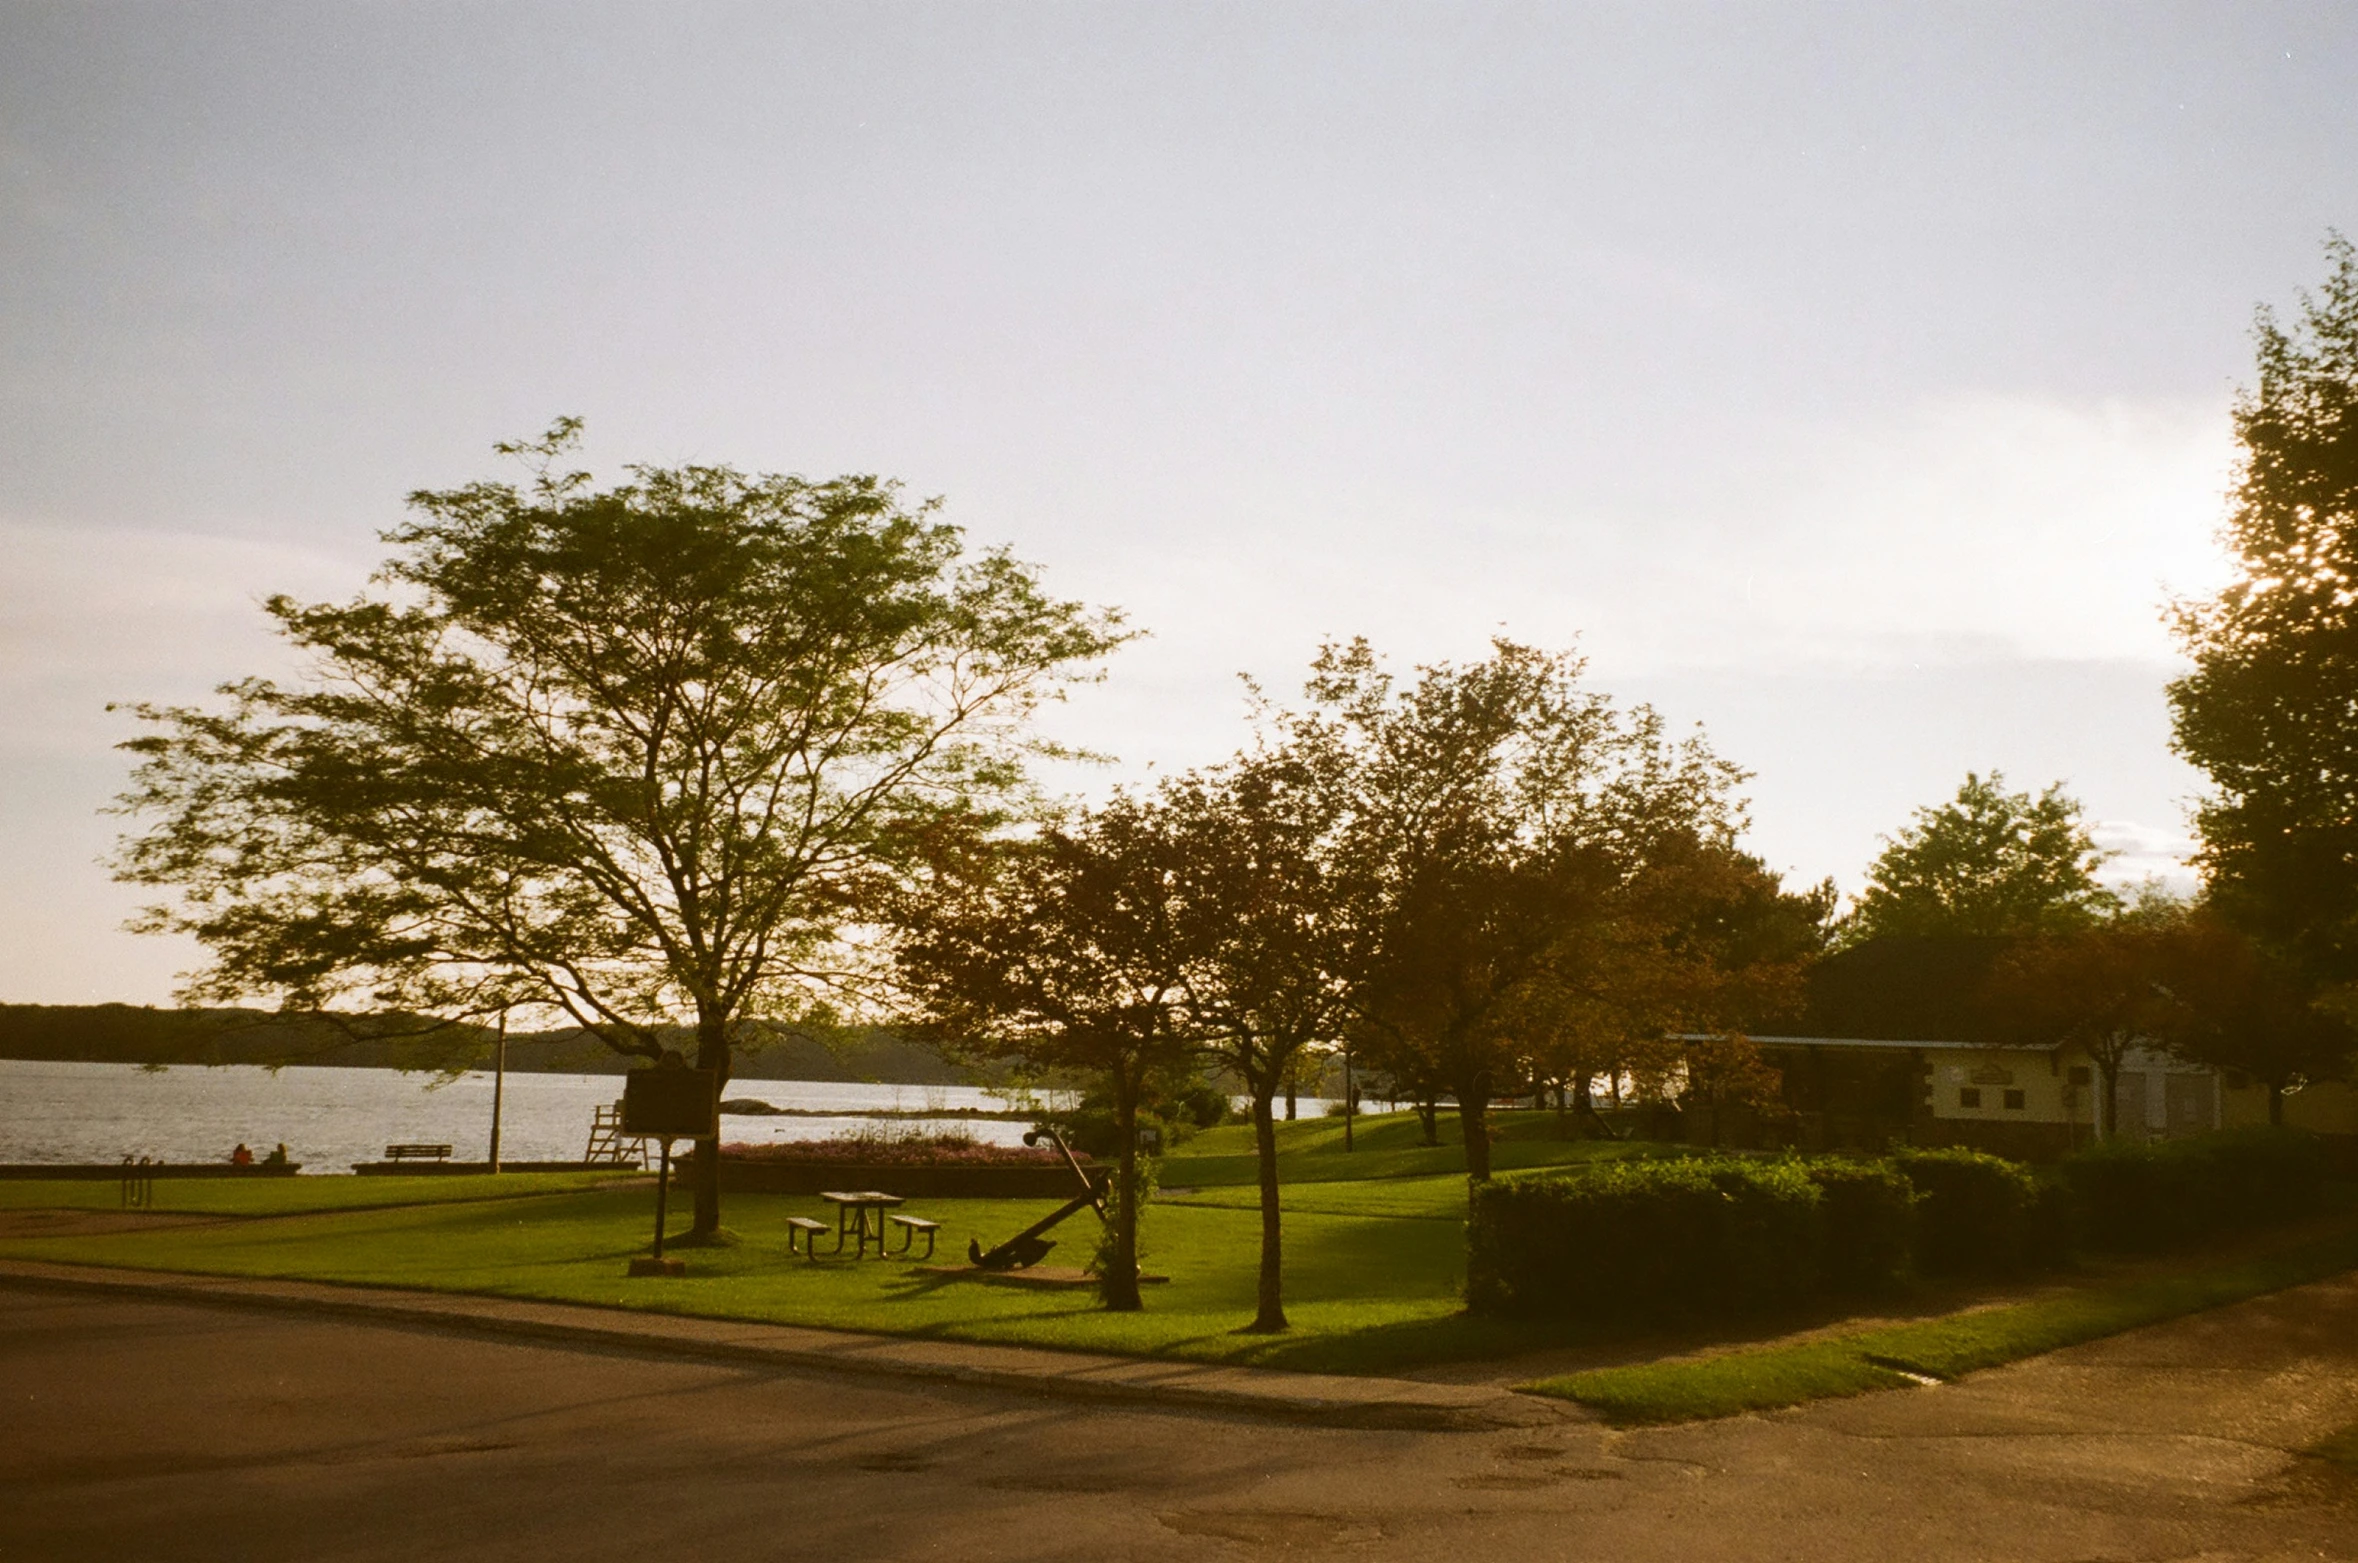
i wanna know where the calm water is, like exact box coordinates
[0,1060,1051,1171]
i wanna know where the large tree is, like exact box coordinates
[2170,237,2358,987]
[113,422,1123,1234]
[1296,638,1748,1184]
[893,796,1193,1310]
[1844,771,2116,942]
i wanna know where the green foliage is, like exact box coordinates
[1889,1146,2043,1277]
[2058,1127,2329,1252]
[1846,772,2117,942]
[111,422,1124,1237]
[1802,1158,1917,1292]
[2171,237,2358,984]
[1466,1158,1824,1321]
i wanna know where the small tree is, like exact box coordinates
[113,421,1124,1234]
[2160,915,2354,1125]
[895,797,1192,1309]
[1846,773,2116,942]
[1297,638,1747,1183]
[1162,747,1353,1333]
[1986,922,2182,1137]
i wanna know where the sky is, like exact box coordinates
[3,2,2355,1005]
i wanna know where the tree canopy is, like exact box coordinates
[112,421,1125,1232]
[1843,772,2116,942]
[893,794,1192,1309]
[1289,638,1762,1182]
[2170,236,2358,987]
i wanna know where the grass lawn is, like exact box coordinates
[1161,1107,1685,1188]
[1528,1225,2358,1425]
[0,1169,633,1217]
[0,1172,1555,1374]
[6,1114,2350,1396]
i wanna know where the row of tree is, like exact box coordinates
[894,639,1826,1320]
[109,237,2358,1328]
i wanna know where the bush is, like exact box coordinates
[1801,1159,1915,1292]
[2060,1128,2328,1252]
[1467,1159,1822,1321]
[1891,1147,2043,1278]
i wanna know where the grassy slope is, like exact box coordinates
[1530,1226,2358,1424]
[1162,1108,1682,1187]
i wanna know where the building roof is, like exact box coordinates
[1797,935,2012,1043]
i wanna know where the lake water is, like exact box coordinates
[0,1059,1059,1171]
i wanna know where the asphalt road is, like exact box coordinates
[3,1277,2355,1562]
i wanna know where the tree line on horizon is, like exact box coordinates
[108,239,2358,1325]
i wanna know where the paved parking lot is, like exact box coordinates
[2,1276,2354,1561]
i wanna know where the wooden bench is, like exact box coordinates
[785,1216,829,1259]
[889,1214,940,1259]
[384,1143,454,1164]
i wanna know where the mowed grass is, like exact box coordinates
[1161,1107,1686,1188]
[0,1175,1545,1373]
[1530,1225,2358,1425]
[0,1169,632,1217]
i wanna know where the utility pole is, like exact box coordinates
[488,1012,508,1174]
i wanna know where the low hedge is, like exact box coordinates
[1804,1159,1917,1292]
[2059,1128,2329,1252]
[1466,1132,2337,1322]
[1889,1148,2044,1278]
[1466,1159,1824,1321]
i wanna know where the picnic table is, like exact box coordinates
[818,1190,904,1258]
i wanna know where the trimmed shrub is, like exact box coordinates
[1466,1159,1822,1321]
[2061,1128,2328,1252]
[1890,1147,2043,1277]
[1801,1159,1916,1292]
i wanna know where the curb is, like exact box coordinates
[0,1259,1567,1432]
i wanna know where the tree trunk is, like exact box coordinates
[1104,1076,1144,1311]
[1285,1079,1297,1120]
[691,1012,729,1235]
[2095,1057,2118,1141]
[1455,1067,1493,1184]
[1416,1099,1438,1146]
[1247,1086,1286,1332]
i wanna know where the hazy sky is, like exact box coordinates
[4,3,2355,1004]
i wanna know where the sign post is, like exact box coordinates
[621,1064,717,1277]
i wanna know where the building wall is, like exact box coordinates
[1923,1046,2087,1127]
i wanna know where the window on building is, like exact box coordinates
[2003,1088,2026,1110]
[2067,1066,2092,1087]
[1959,1087,1982,1109]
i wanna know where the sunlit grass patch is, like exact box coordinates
[1527,1226,2358,1425]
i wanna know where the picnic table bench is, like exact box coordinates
[785,1215,828,1258]
[384,1143,454,1164]
[888,1214,939,1259]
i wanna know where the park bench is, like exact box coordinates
[785,1216,828,1258]
[384,1143,454,1164]
[889,1214,940,1259]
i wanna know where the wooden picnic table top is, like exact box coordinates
[817,1190,904,1207]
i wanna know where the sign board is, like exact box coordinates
[622,1068,719,1138]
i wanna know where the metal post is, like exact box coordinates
[652,1138,672,1260]
[489,1013,507,1174]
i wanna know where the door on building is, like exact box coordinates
[2163,1073,2217,1139]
